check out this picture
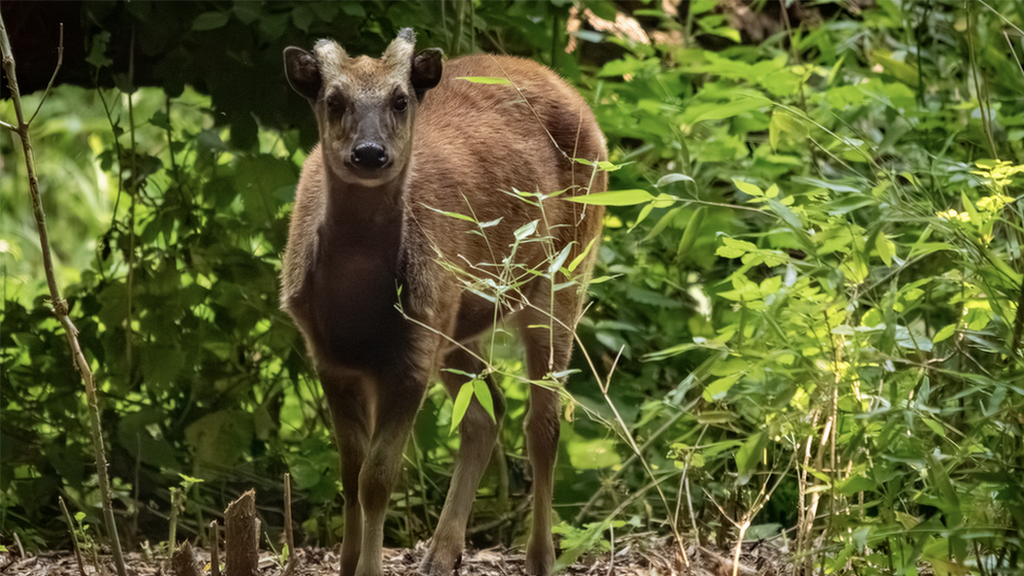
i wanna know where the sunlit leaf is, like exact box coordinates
[565,189,655,206]
[450,383,475,436]
[458,76,512,85]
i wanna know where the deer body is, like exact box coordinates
[281,29,606,576]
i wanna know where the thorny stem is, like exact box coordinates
[0,11,128,576]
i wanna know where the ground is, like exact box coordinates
[1,538,791,576]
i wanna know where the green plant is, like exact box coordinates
[574,0,1024,573]
[168,474,205,552]
[3,3,1023,574]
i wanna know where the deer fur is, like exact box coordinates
[281,28,606,576]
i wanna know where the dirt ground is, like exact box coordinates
[1,537,791,576]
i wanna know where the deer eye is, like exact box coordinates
[393,94,408,112]
[326,92,346,115]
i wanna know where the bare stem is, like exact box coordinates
[0,10,128,576]
[282,472,298,576]
[209,521,221,576]
[59,497,88,576]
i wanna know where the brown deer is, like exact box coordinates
[280,28,606,576]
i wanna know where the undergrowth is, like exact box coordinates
[1,1,1023,574]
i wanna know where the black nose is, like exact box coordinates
[351,143,388,169]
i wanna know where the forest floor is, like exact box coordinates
[0,537,793,576]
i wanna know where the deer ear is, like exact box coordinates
[284,47,322,101]
[411,48,443,101]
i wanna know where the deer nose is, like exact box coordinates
[351,143,388,169]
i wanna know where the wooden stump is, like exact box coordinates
[225,490,260,576]
[170,540,202,576]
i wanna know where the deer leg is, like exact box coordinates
[420,342,506,576]
[354,367,427,576]
[321,370,372,576]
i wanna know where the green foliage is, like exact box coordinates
[3,1,1024,573]
[551,518,628,570]
[577,0,1024,572]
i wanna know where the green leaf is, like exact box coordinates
[473,380,496,424]
[233,3,261,24]
[184,410,254,468]
[837,475,876,495]
[421,204,477,223]
[566,437,621,470]
[894,325,932,352]
[642,206,684,242]
[766,197,804,232]
[567,237,598,272]
[565,189,655,206]
[922,418,945,437]
[291,6,315,31]
[769,108,809,148]
[339,3,365,16]
[514,220,540,241]
[927,454,966,563]
[656,173,694,187]
[676,207,706,259]
[703,373,741,401]
[309,0,342,19]
[450,383,475,436]
[683,97,770,124]
[933,323,957,343]
[716,237,758,259]
[875,233,894,267]
[626,286,683,308]
[870,50,919,87]
[584,0,619,21]
[458,76,512,85]
[732,179,764,197]
[86,32,113,68]
[193,12,230,31]
[548,244,574,276]
[735,431,767,484]
[823,194,877,214]
[643,342,700,361]
[961,191,981,229]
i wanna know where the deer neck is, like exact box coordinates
[320,168,409,256]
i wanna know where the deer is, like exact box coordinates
[280,28,606,576]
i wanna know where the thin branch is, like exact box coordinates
[1006,31,1024,82]
[28,22,64,125]
[979,0,1024,35]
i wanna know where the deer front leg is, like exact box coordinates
[354,369,427,576]
[321,370,372,576]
